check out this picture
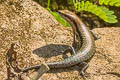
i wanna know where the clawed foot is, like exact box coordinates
[52,46,76,59]
[90,31,101,40]
[80,71,86,80]
[78,62,89,80]
[94,34,101,40]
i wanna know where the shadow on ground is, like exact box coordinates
[33,44,71,58]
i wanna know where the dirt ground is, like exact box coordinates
[0,0,120,80]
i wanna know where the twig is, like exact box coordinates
[6,43,21,80]
[29,63,50,80]
[94,0,99,5]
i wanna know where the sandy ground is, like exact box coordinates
[0,0,120,80]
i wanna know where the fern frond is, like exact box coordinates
[73,0,118,23]
[99,0,120,7]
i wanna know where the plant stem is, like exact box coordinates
[47,0,50,9]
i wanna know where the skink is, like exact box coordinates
[22,10,95,78]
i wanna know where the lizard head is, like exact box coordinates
[58,10,78,32]
[58,10,77,21]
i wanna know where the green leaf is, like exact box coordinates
[115,3,120,7]
[95,9,102,15]
[104,0,111,5]
[99,0,104,5]
[107,17,118,23]
[110,0,120,6]
[73,1,118,23]
[81,1,85,11]
[99,0,120,6]
[84,1,89,11]
[47,9,70,27]
[87,3,94,12]
[91,6,99,14]
[73,0,78,9]
[78,1,81,11]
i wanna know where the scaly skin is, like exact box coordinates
[22,10,95,72]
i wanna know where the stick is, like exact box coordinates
[29,63,50,80]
